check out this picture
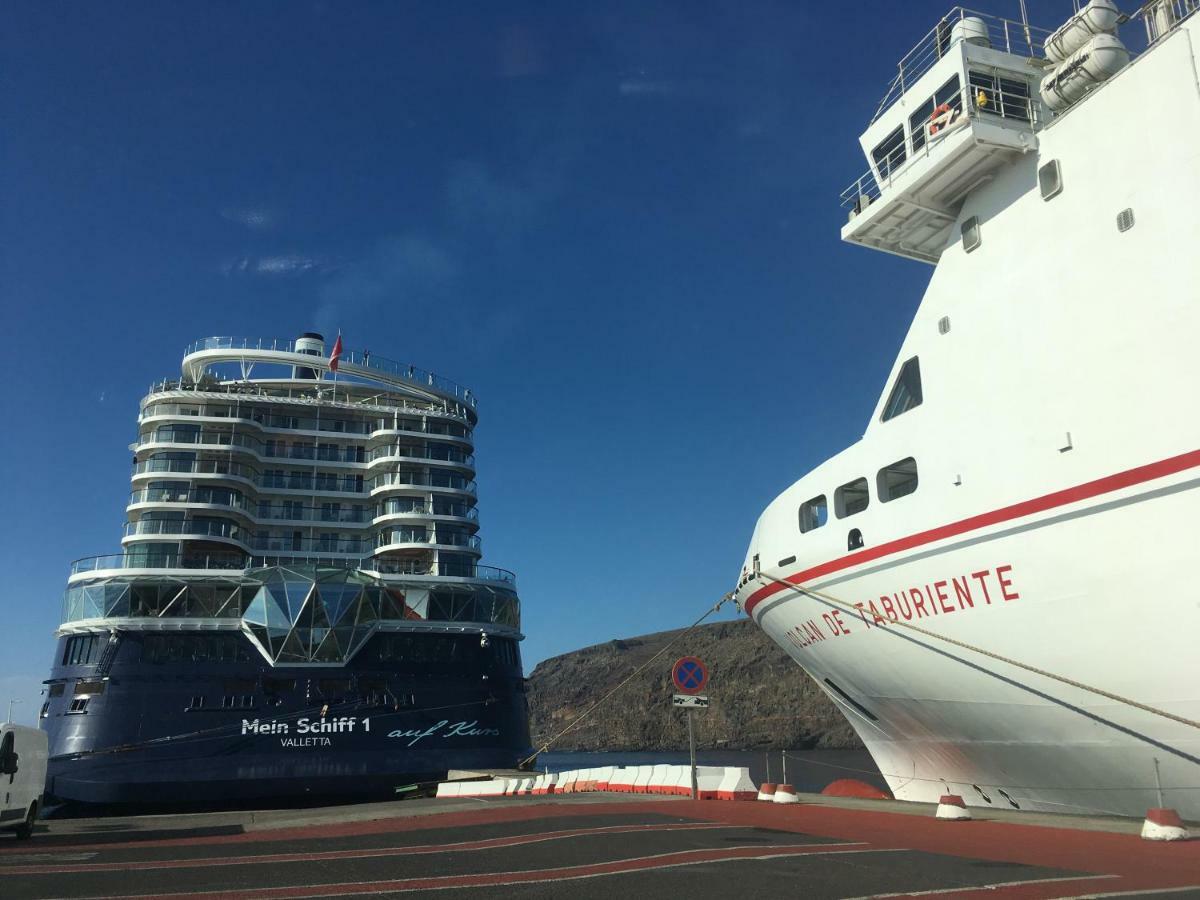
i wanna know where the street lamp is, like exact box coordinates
[5,699,21,724]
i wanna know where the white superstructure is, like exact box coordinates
[736,2,1200,819]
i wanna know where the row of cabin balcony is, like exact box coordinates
[120,519,482,553]
[131,456,478,495]
[68,552,516,584]
[140,401,473,440]
[137,426,475,466]
[127,488,478,526]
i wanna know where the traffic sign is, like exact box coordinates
[672,694,709,708]
[672,656,708,694]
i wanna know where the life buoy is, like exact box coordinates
[929,102,956,135]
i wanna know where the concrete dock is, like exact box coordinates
[1,792,1196,898]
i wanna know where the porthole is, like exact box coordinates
[1038,159,1062,200]
[961,216,981,252]
[799,495,828,533]
[937,316,950,335]
[835,478,869,519]
[1116,208,1135,232]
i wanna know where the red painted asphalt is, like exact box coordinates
[4,799,1197,899]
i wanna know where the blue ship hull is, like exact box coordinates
[42,629,532,806]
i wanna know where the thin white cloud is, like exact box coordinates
[221,206,275,231]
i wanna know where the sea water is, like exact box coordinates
[540,748,887,794]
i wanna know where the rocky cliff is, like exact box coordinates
[526,619,863,752]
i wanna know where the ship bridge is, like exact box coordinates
[841,9,1053,263]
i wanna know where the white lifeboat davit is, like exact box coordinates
[1040,32,1130,112]
[1043,0,1122,64]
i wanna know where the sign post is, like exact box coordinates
[671,657,709,801]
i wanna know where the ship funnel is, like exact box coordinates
[294,331,325,380]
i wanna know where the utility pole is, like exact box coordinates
[6,698,21,724]
[687,708,698,800]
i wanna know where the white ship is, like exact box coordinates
[735,1,1200,819]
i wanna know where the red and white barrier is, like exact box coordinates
[595,766,615,791]
[935,794,972,820]
[772,783,800,804]
[610,767,637,792]
[647,764,673,794]
[1141,807,1190,841]
[757,782,778,802]
[695,765,727,800]
[716,767,757,801]
[633,765,654,794]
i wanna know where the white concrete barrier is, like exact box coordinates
[633,765,654,794]
[609,767,636,791]
[595,766,616,791]
[672,766,695,796]
[695,766,726,800]
[435,781,462,798]
[647,764,673,794]
[717,767,758,801]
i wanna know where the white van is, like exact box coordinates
[1,723,47,839]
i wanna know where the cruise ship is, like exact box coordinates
[736,1,1200,819]
[42,334,531,805]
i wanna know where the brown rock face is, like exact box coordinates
[526,619,863,752]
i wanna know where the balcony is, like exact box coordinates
[370,472,477,495]
[123,518,247,542]
[367,445,476,470]
[375,530,482,552]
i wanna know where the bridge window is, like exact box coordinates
[871,126,907,179]
[910,75,962,151]
[881,357,923,421]
[878,457,919,502]
[799,495,828,533]
[970,70,1031,122]
[835,478,870,519]
[63,634,101,666]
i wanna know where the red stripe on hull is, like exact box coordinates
[744,448,1200,616]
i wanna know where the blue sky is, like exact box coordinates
[0,1,1075,724]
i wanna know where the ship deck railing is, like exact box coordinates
[144,381,474,422]
[872,7,1051,124]
[69,553,517,584]
[184,337,477,410]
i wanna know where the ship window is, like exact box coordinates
[1039,159,1063,200]
[49,683,65,697]
[68,698,90,714]
[847,528,864,550]
[962,216,981,252]
[63,634,101,666]
[871,126,907,178]
[878,458,919,502]
[881,357,923,421]
[910,75,962,151]
[1117,208,1135,232]
[40,702,49,719]
[73,680,106,696]
[969,70,1031,122]
[799,495,828,533]
[835,478,870,518]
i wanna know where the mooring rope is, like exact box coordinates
[754,572,1200,731]
[518,592,734,770]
